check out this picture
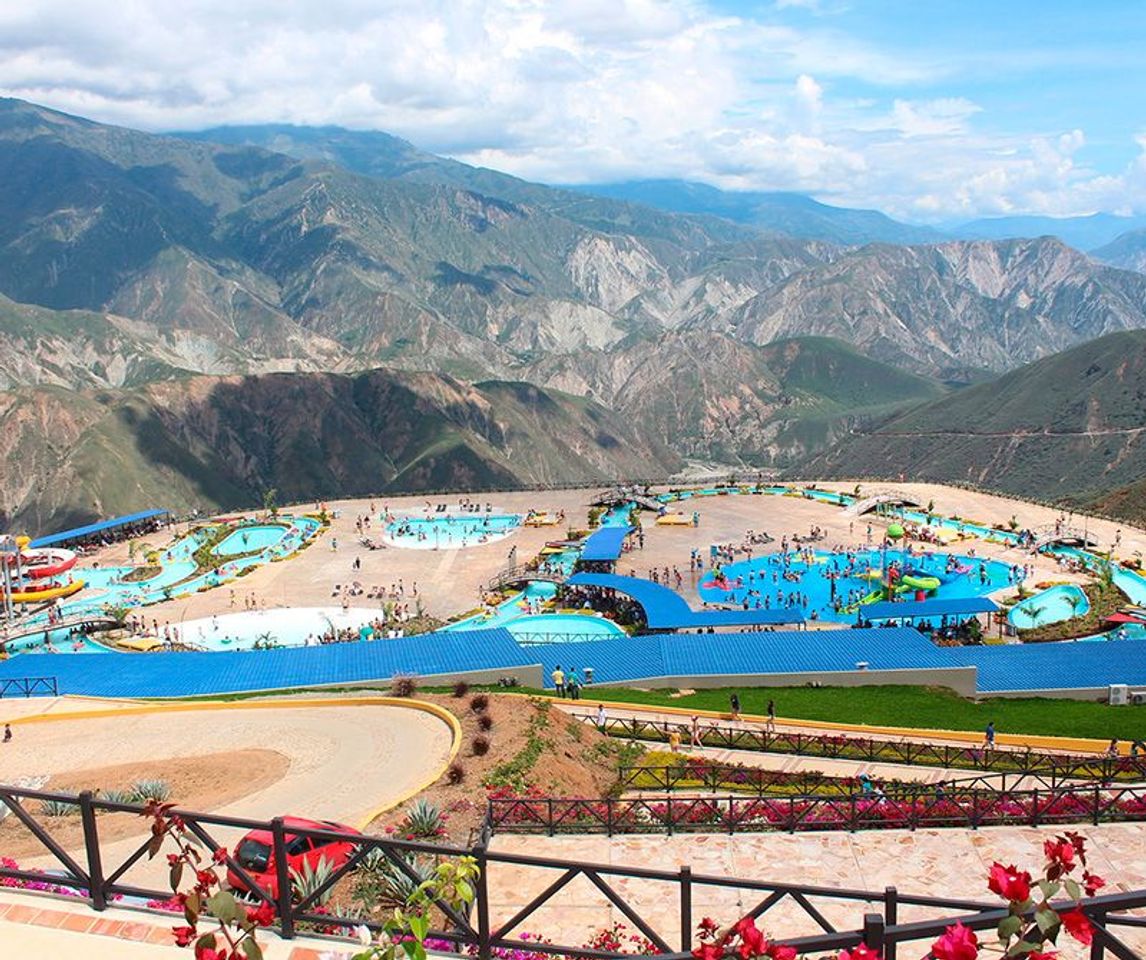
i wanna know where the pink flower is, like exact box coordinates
[930,922,979,960]
[172,925,196,946]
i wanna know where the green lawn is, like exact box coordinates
[184,682,1146,742]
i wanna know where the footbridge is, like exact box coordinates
[487,565,567,592]
[590,486,664,512]
[844,489,922,517]
[0,613,118,649]
[1031,523,1101,552]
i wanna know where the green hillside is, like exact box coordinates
[802,330,1146,516]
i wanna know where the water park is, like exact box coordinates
[1,481,1145,697]
[6,482,1146,960]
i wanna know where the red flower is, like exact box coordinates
[929,922,979,960]
[987,862,1032,903]
[1083,871,1105,896]
[1060,909,1093,945]
[693,942,724,960]
[194,869,218,889]
[733,917,766,958]
[167,853,181,867]
[839,945,881,960]
[1044,839,1076,877]
[698,918,721,940]
[246,900,275,927]
[172,925,196,946]
[767,944,797,960]
[212,847,228,865]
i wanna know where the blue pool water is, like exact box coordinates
[386,513,522,548]
[1008,584,1090,629]
[699,548,1014,623]
[213,524,288,556]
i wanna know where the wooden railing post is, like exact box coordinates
[78,791,106,911]
[680,865,693,953]
[473,842,491,960]
[884,887,898,960]
[271,817,294,939]
[862,913,886,953]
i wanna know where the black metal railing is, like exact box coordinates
[616,763,1069,795]
[488,782,1146,836]
[2,784,1146,959]
[0,676,58,698]
[576,714,1146,782]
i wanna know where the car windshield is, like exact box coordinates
[236,839,271,873]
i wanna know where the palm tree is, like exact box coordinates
[102,603,131,629]
[1019,604,1045,627]
[1066,593,1085,618]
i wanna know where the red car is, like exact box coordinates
[227,817,362,899]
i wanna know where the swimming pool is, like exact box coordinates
[213,524,288,556]
[699,548,1014,623]
[385,513,522,549]
[179,607,380,651]
[1008,584,1090,629]
[506,613,627,644]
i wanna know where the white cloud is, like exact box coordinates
[0,0,1139,220]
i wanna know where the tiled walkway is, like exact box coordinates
[487,824,1146,959]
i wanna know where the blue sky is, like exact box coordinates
[1,0,1143,222]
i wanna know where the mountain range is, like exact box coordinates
[1,98,1145,529]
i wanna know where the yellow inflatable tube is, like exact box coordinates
[10,580,85,603]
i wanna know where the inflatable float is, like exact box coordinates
[655,513,693,526]
[901,574,941,592]
[9,579,84,603]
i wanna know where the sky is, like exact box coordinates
[1,0,1145,222]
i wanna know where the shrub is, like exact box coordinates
[131,778,171,802]
[452,680,470,698]
[472,735,490,756]
[99,788,136,806]
[446,763,465,785]
[40,798,78,817]
[391,674,418,698]
[289,855,335,906]
[477,713,494,731]
[351,849,434,914]
[401,799,445,838]
[469,693,489,713]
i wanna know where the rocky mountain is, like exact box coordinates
[565,179,942,246]
[0,370,679,531]
[950,213,1146,251]
[1092,229,1146,274]
[802,330,1146,515]
[4,98,1146,525]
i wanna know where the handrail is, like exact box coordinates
[574,713,1146,782]
[0,676,58,698]
[488,783,1146,836]
[1,783,1145,959]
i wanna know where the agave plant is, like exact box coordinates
[400,798,444,839]
[131,778,171,802]
[351,849,434,914]
[289,855,335,906]
[40,798,79,817]
[99,788,137,806]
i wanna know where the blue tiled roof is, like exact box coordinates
[579,527,633,562]
[567,572,803,629]
[864,597,999,620]
[944,637,1146,692]
[0,628,531,698]
[29,509,169,548]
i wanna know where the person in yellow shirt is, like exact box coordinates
[551,665,565,697]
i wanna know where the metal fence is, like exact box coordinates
[2,783,1146,959]
[0,676,58,698]
[487,782,1146,836]
[577,713,1146,783]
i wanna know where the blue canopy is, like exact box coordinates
[863,596,998,621]
[567,572,804,630]
[579,526,633,562]
[29,509,169,548]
